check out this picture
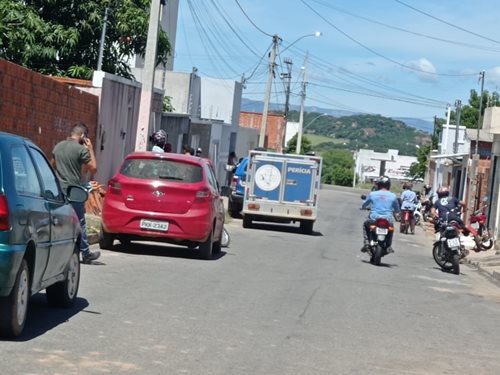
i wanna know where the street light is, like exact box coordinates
[259,31,322,148]
[303,113,328,132]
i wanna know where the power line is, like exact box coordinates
[394,0,500,46]
[234,0,273,37]
[301,0,479,77]
[308,0,500,53]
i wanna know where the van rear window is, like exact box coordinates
[120,159,203,183]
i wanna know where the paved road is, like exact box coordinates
[1,187,499,374]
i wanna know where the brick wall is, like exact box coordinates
[239,111,285,151]
[0,59,98,158]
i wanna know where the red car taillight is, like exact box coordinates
[0,194,10,231]
[195,188,212,203]
[108,179,122,195]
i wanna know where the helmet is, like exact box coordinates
[376,175,391,190]
[437,186,449,198]
[151,130,166,146]
[195,147,202,156]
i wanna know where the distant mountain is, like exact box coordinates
[240,98,433,134]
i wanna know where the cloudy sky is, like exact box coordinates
[172,0,500,121]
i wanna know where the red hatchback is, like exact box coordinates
[99,152,225,259]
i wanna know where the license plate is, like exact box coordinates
[447,237,460,248]
[376,227,388,235]
[140,219,169,232]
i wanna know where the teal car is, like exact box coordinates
[0,131,88,338]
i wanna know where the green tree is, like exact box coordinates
[406,144,430,180]
[448,89,500,129]
[0,0,171,79]
[286,134,312,154]
[321,149,354,186]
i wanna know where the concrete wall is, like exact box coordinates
[0,59,98,158]
[355,149,418,182]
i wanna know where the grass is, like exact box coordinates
[305,134,348,147]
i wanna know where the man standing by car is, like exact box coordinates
[52,122,101,264]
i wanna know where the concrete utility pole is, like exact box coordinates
[454,99,462,154]
[97,6,109,71]
[281,58,293,152]
[475,71,486,156]
[296,53,308,154]
[259,35,280,148]
[135,0,163,151]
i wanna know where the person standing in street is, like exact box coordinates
[52,122,101,264]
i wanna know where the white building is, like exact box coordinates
[355,149,418,183]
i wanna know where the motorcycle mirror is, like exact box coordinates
[361,194,367,200]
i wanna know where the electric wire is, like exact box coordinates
[301,0,479,77]
[308,0,500,53]
[394,0,500,46]
[234,0,274,37]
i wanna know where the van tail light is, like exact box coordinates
[0,194,10,231]
[108,178,122,195]
[195,188,212,202]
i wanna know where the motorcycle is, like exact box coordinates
[399,208,415,234]
[361,194,394,266]
[432,214,468,275]
[221,227,231,248]
[468,203,494,251]
[414,201,423,226]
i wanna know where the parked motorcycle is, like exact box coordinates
[414,201,423,226]
[468,203,494,251]
[221,227,231,248]
[432,214,468,275]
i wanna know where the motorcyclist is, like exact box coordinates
[400,181,418,234]
[361,176,401,253]
[430,186,469,236]
[151,130,167,152]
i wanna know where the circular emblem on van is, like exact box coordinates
[255,164,281,191]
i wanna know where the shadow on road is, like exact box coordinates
[361,259,398,268]
[243,222,323,237]
[6,294,90,342]
[110,242,227,261]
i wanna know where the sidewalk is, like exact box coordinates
[422,221,500,283]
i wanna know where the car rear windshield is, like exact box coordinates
[120,159,203,183]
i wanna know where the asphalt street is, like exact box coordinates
[1,186,500,374]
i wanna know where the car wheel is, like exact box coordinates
[300,220,314,235]
[99,226,114,250]
[0,259,30,338]
[242,215,252,228]
[199,230,213,260]
[221,227,230,248]
[46,247,80,307]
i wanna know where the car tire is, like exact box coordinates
[300,220,314,235]
[199,230,213,260]
[99,226,114,250]
[0,259,30,338]
[242,215,252,228]
[46,247,80,308]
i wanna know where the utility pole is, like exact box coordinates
[296,53,308,154]
[135,0,163,151]
[259,35,280,148]
[97,6,110,71]
[454,99,462,154]
[475,71,485,156]
[280,58,293,152]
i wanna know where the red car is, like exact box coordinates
[99,152,225,259]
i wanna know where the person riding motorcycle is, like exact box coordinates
[400,181,418,234]
[430,186,469,236]
[361,176,401,253]
[151,130,167,152]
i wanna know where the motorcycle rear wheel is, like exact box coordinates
[432,243,454,271]
[452,253,460,275]
[480,234,494,250]
[371,245,383,266]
